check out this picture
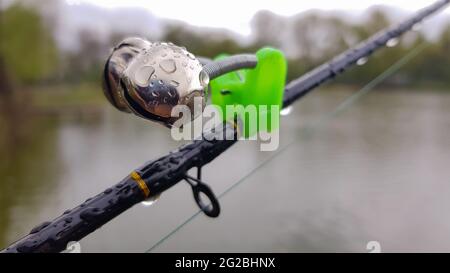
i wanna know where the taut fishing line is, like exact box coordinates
[146,43,429,252]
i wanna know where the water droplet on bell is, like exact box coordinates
[199,70,210,87]
[170,80,180,87]
[159,59,177,74]
[134,66,155,87]
[141,194,161,207]
[186,52,196,60]
[280,106,292,116]
[357,57,368,66]
[386,38,399,47]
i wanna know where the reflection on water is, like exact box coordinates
[1,89,450,252]
[0,117,61,247]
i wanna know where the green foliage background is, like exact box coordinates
[0,4,58,84]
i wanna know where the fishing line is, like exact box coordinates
[146,42,429,252]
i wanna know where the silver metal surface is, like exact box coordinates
[103,38,208,127]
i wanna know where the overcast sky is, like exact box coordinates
[69,0,450,35]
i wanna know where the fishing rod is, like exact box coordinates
[2,0,449,253]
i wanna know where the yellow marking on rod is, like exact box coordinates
[130,171,150,198]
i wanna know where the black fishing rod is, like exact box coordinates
[2,0,449,253]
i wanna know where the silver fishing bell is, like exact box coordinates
[103,37,209,127]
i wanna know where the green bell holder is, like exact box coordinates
[209,47,287,138]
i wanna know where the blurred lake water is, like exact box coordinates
[1,88,450,252]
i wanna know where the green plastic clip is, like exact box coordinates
[210,47,287,138]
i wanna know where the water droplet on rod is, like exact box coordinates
[280,106,292,116]
[386,38,399,48]
[141,194,161,207]
[357,57,368,66]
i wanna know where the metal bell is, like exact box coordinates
[103,37,209,127]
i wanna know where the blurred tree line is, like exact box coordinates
[0,4,58,88]
[1,2,450,93]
